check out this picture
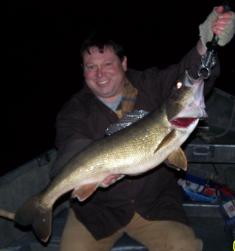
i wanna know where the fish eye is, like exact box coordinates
[176,81,183,89]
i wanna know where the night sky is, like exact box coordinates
[5,1,235,175]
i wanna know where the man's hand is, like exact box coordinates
[199,5,235,48]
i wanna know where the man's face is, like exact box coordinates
[82,46,127,102]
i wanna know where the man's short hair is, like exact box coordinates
[80,30,126,61]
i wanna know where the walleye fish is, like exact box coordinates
[0,71,206,242]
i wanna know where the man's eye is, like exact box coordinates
[85,65,97,71]
[105,62,113,67]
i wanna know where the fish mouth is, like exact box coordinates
[170,117,198,128]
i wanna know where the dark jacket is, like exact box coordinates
[51,47,220,239]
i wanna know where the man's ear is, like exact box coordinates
[122,56,127,71]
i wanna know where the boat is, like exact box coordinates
[1,88,235,251]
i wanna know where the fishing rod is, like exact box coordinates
[198,2,231,79]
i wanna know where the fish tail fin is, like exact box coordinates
[15,195,52,243]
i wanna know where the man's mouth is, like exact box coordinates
[98,80,108,86]
[170,117,197,128]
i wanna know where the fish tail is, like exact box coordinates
[15,195,52,243]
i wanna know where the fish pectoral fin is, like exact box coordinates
[154,130,176,153]
[72,183,98,202]
[165,148,188,171]
[100,174,125,188]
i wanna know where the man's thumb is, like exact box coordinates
[214,6,224,15]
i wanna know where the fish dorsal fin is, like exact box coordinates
[165,148,187,171]
[72,183,98,202]
[154,129,176,153]
[105,109,149,135]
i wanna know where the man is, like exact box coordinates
[50,6,235,251]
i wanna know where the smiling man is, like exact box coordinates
[50,6,235,251]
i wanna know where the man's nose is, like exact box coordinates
[96,66,104,78]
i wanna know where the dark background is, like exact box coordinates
[5,1,235,176]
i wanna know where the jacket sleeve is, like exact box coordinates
[139,46,220,107]
[49,95,92,178]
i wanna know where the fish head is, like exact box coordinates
[165,71,207,129]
